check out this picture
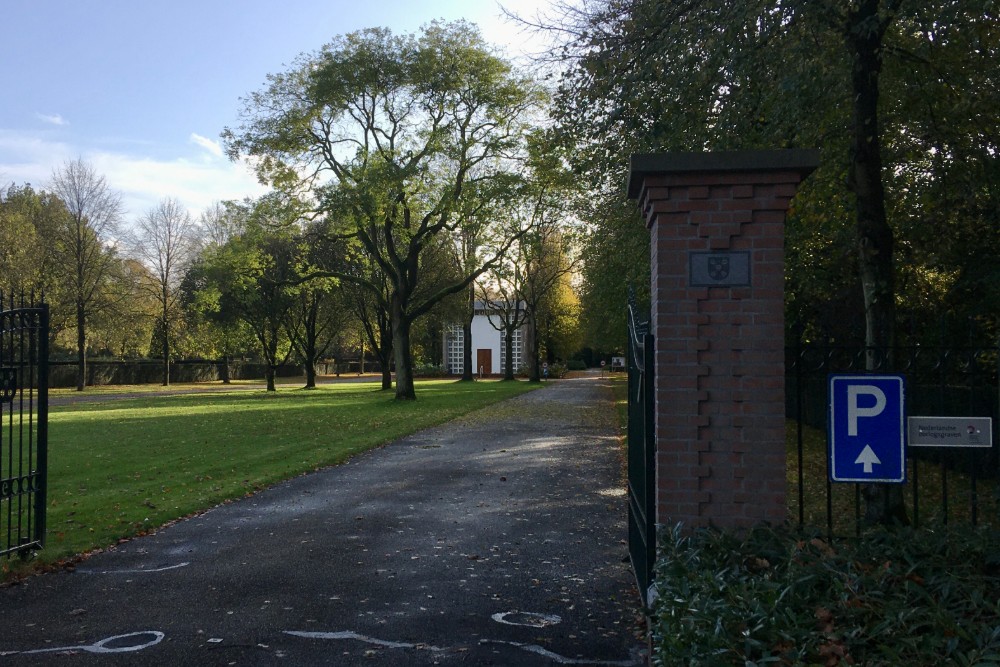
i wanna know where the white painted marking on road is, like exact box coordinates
[491,610,562,627]
[284,631,446,652]
[284,629,642,665]
[81,562,191,575]
[481,639,640,666]
[0,631,165,656]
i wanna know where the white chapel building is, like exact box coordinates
[443,301,529,376]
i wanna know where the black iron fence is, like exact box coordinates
[0,294,48,558]
[787,335,999,536]
[626,290,656,608]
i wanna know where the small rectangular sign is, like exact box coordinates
[908,416,993,448]
[689,252,751,287]
[828,375,907,483]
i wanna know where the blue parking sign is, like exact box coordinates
[828,375,906,483]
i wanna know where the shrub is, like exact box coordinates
[514,364,568,379]
[412,363,447,378]
[567,359,587,371]
[547,362,568,378]
[651,523,1000,666]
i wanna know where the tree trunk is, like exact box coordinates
[161,286,170,386]
[303,333,317,389]
[161,319,170,387]
[379,321,393,390]
[75,301,86,391]
[846,0,907,526]
[264,324,279,393]
[221,354,231,384]
[380,354,393,390]
[460,284,475,381]
[392,298,416,400]
[526,310,541,382]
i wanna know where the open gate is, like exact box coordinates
[0,294,48,558]
[626,289,656,607]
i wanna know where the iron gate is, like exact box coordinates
[0,294,48,558]
[626,289,655,607]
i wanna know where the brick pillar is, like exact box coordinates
[627,150,818,530]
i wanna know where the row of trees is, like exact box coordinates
[0,23,583,398]
[541,0,999,353]
[0,165,579,397]
[220,21,567,398]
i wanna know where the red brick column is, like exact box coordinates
[627,150,818,530]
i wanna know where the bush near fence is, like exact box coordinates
[650,522,1000,666]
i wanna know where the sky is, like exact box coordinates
[0,0,560,221]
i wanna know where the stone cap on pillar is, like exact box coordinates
[626,149,820,199]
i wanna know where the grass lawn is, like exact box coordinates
[4,379,538,581]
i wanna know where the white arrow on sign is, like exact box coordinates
[854,445,881,474]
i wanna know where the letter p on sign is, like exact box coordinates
[847,385,887,436]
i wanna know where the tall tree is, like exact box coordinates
[195,197,300,391]
[542,0,1000,524]
[49,159,124,391]
[519,225,579,382]
[199,201,240,249]
[181,255,257,383]
[283,227,349,390]
[344,269,394,389]
[0,184,72,306]
[0,184,47,295]
[129,197,200,385]
[223,21,545,399]
[188,200,251,380]
[87,257,158,358]
[577,198,649,353]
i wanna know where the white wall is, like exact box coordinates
[470,314,502,374]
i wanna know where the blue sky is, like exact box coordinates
[0,1,557,219]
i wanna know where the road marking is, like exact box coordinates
[482,639,641,666]
[284,630,446,652]
[491,610,561,627]
[79,562,191,575]
[1,631,164,656]
[284,629,642,666]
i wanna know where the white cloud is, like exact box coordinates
[93,151,267,218]
[0,130,73,187]
[189,132,224,159]
[0,129,266,219]
[35,112,69,126]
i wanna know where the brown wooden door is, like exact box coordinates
[476,349,492,376]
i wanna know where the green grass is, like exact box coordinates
[4,379,537,580]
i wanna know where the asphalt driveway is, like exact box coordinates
[1,374,646,666]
